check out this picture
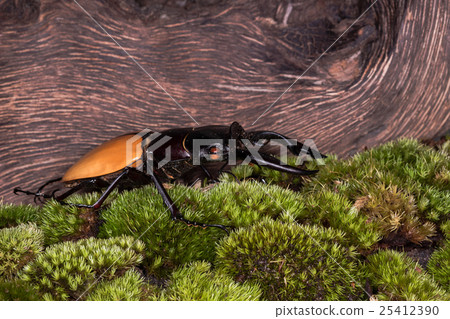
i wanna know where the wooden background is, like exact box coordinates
[0,0,448,204]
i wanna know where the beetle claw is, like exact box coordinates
[176,216,230,234]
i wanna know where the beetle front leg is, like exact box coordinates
[199,164,219,183]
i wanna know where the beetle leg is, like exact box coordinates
[14,177,63,204]
[199,164,219,183]
[14,187,55,201]
[49,178,104,206]
[35,177,63,203]
[72,169,130,210]
[149,170,229,234]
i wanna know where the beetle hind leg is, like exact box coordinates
[14,177,63,204]
[66,170,129,210]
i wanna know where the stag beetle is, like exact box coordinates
[14,122,324,233]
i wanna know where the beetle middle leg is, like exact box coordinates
[146,169,229,234]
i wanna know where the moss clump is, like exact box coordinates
[207,181,306,227]
[297,190,382,250]
[86,269,144,301]
[0,223,44,280]
[20,236,145,300]
[305,139,449,244]
[0,202,40,228]
[441,139,450,156]
[440,220,450,240]
[353,184,436,244]
[216,218,364,300]
[153,261,262,301]
[427,241,450,290]
[99,185,228,277]
[366,250,448,300]
[38,193,105,245]
[0,279,39,301]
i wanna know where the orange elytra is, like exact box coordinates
[62,133,142,182]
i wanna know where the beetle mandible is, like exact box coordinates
[14,122,324,233]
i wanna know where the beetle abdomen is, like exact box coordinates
[62,133,142,182]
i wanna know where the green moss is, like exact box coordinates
[427,241,450,290]
[99,185,228,277]
[221,163,255,181]
[305,139,449,245]
[38,193,105,245]
[0,202,40,228]
[353,184,436,244]
[0,279,39,301]
[153,261,262,301]
[216,218,365,300]
[207,181,306,227]
[86,269,144,301]
[441,220,450,239]
[366,250,448,301]
[298,190,381,250]
[441,139,450,156]
[0,223,44,280]
[20,236,145,300]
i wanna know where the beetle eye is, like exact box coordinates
[204,144,224,161]
[207,144,224,154]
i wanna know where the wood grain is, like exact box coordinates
[1,0,448,204]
